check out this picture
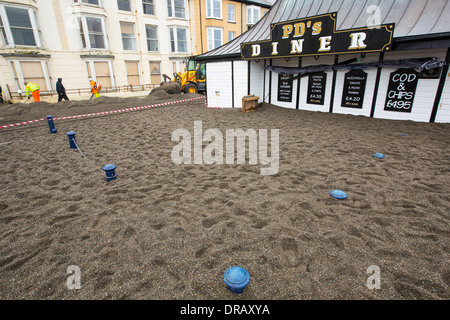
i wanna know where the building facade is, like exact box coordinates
[0,0,192,100]
[198,0,450,123]
[188,0,272,55]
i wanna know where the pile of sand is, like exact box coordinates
[149,82,182,95]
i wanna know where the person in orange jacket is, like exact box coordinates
[24,81,40,102]
[89,78,101,99]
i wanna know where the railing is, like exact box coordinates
[6,83,160,101]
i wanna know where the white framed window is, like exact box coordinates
[169,27,187,53]
[145,25,158,52]
[247,5,260,25]
[167,0,185,19]
[0,5,42,48]
[117,0,131,11]
[9,60,51,93]
[207,27,222,51]
[74,0,101,6]
[228,31,235,42]
[142,0,155,15]
[149,61,161,84]
[79,15,108,50]
[85,60,115,89]
[206,0,222,19]
[120,22,136,51]
[228,4,235,22]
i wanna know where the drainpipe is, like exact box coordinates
[133,0,144,84]
[241,2,244,34]
[199,0,204,53]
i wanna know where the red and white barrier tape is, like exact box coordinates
[0,96,208,130]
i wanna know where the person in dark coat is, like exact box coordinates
[56,78,69,102]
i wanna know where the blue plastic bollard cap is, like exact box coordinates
[372,153,386,159]
[46,115,53,119]
[223,266,250,294]
[102,164,117,171]
[330,189,348,200]
[66,131,76,136]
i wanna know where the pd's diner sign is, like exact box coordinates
[241,12,394,60]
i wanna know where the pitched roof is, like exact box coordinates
[197,0,450,60]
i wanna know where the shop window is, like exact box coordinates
[10,60,50,92]
[126,61,140,86]
[149,61,161,84]
[85,60,114,88]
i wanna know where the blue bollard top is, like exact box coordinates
[102,164,117,172]
[372,153,386,159]
[46,115,54,119]
[223,266,250,294]
[330,189,348,200]
[66,131,76,136]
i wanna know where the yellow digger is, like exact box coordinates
[171,58,206,94]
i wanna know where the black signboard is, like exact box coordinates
[241,12,395,60]
[307,72,326,105]
[384,68,419,113]
[278,74,293,102]
[341,69,367,108]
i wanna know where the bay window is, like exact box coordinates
[0,5,42,48]
[168,0,185,19]
[206,0,221,19]
[79,16,108,50]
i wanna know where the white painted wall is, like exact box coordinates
[206,61,232,108]
[233,60,248,109]
[205,49,450,123]
[435,69,450,123]
[249,59,264,104]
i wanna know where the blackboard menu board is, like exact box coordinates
[384,68,418,113]
[307,72,326,105]
[341,69,367,108]
[278,74,294,102]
